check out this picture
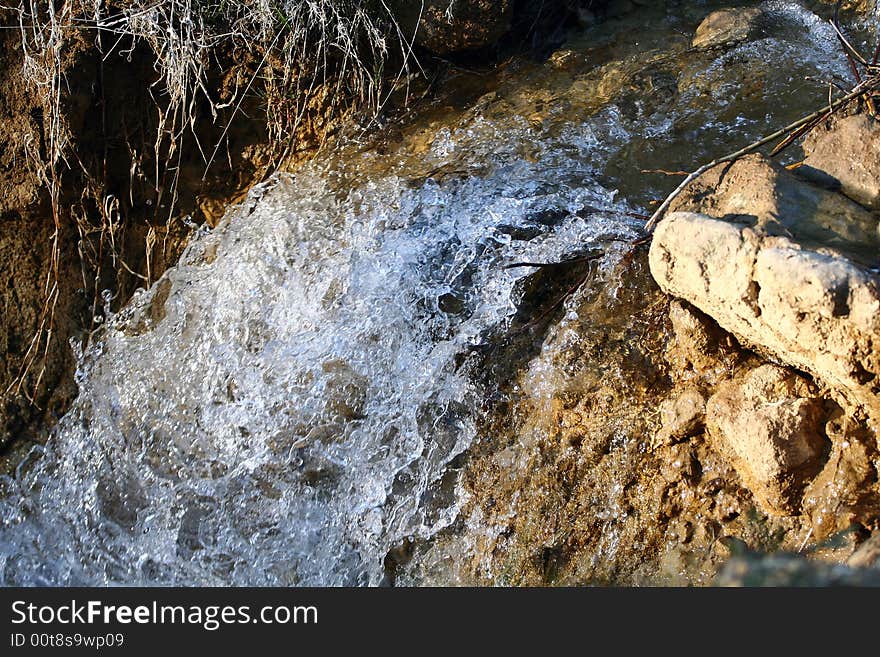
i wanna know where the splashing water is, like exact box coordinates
[0,1,864,585]
[0,113,642,586]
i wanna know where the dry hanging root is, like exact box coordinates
[645,1,880,233]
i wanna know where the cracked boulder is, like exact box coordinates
[649,154,880,420]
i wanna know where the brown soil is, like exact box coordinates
[0,23,86,452]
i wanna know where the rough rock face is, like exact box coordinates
[664,299,741,383]
[705,365,827,515]
[662,300,879,536]
[655,387,707,446]
[649,152,880,420]
[666,154,880,263]
[392,0,514,54]
[802,114,880,211]
[801,418,879,540]
[650,211,880,419]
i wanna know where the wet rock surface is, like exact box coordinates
[655,387,707,446]
[802,114,880,211]
[692,7,769,49]
[801,419,879,541]
[664,300,743,384]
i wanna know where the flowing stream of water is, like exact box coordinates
[0,1,874,585]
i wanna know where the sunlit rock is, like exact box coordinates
[654,388,707,446]
[650,151,880,420]
[705,365,827,515]
[692,7,768,49]
[802,114,880,211]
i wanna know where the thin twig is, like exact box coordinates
[641,168,689,176]
[505,253,604,270]
[646,78,879,232]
